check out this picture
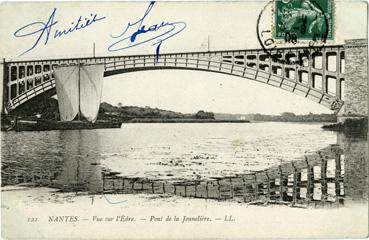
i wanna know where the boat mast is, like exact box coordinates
[93,42,96,58]
[208,35,210,52]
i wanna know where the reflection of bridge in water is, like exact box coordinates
[2,132,367,208]
[102,144,345,208]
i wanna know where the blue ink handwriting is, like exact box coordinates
[108,1,186,61]
[14,8,106,56]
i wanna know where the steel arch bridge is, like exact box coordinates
[2,45,345,113]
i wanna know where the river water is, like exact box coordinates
[1,122,368,207]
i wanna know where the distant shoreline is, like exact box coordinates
[122,119,250,123]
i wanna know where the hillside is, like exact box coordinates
[8,98,215,121]
[98,102,215,121]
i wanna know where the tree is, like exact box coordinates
[281,112,296,121]
[195,110,215,119]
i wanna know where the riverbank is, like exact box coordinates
[123,118,250,123]
[2,186,367,239]
[322,117,368,134]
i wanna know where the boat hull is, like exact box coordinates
[11,120,122,132]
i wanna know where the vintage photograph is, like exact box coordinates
[0,0,368,239]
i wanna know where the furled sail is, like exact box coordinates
[79,64,104,123]
[54,64,104,123]
[54,66,79,121]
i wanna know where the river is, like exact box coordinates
[1,122,368,207]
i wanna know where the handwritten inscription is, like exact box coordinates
[13,2,185,59]
[108,1,186,60]
[13,8,106,56]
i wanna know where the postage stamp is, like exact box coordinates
[274,0,334,41]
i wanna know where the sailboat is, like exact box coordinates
[55,63,104,123]
[12,63,122,131]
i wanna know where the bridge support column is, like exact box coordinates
[338,39,368,123]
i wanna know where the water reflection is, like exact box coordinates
[2,130,103,193]
[1,130,367,208]
[102,144,346,208]
[53,130,103,193]
[337,132,368,204]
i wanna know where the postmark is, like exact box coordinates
[257,0,334,65]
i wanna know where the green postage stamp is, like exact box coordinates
[275,0,334,40]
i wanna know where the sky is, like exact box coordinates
[0,1,367,114]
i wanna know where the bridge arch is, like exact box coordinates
[3,46,345,113]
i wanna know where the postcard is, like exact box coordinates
[0,0,368,239]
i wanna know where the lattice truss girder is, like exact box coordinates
[4,46,345,113]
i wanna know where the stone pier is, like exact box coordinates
[338,39,368,123]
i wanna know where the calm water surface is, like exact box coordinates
[1,122,367,207]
